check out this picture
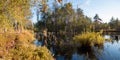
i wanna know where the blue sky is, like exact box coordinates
[31,0,120,23]
[79,0,120,23]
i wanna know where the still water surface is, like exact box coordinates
[35,35,120,60]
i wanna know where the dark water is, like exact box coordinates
[34,35,120,60]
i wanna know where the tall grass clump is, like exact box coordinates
[72,31,104,47]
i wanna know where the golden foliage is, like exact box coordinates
[17,30,35,43]
[0,30,54,60]
[7,46,54,60]
[0,0,32,30]
[73,31,104,47]
[0,0,54,60]
[58,0,62,3]
[42,4,48,12]
[0,32,16,48]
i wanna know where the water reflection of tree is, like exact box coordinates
[53,44,103,60]
[104,34,120,43]
[54,45,75,60]
[110,35,120,43]
[77,45,103,60]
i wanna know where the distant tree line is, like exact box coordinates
[35,0,120,43]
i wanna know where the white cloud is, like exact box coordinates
[86,0,92,5]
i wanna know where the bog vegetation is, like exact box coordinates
[0,0,54,60]
[0,0,120,60]
[73,31,104,48]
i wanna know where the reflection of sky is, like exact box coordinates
[34,40,43,46]
[33,35,120,60]
[99,35,120,60]
[56,56,65,60]
[71,35,120,60]
[104,35,110,39]
[72,52,83,60]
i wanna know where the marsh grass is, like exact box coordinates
[73,31,104,48]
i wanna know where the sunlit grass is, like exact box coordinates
[72,31,104,47]
[7,46,54,60]
[0,30,54,60]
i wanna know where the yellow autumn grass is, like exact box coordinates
[6,46,54,60]
[17,30,35,43]
[0,32,16,48]
[0,30,54,60]
[0,30,34,48]
[73,31,104,47]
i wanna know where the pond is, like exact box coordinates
[35,34,120,60]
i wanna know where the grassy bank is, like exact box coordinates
[0,30,54,60]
